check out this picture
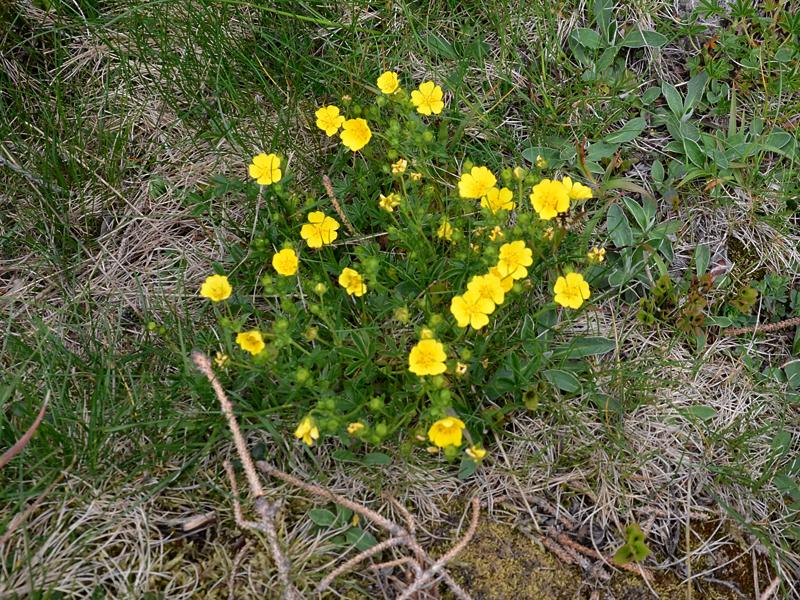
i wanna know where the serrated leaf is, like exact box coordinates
[604,117,647,144]
[572,27,603,49]
[620,29,668,48]
[607,203,633,247]
[543,369,581,393]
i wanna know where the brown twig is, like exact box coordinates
[0,393,49,470]
[322,174,355,235]
[721,316,800,337]
[315,536,409,593]
[193,352,298,600]
[759,577,782,600]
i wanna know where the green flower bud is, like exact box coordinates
[351,104,362,116]
[463,159,474,171]
[146,321,157,332]
[387,149,399,161]
[274,318,289,333]
[375,422,388,438]
[422,130,434,142]
[439,389,451,403]
[444,444,460,459]
[369,396,384,411]
[376,96,387,107]
[430,375,445,390]
[295,368,311,384]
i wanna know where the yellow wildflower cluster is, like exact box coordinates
[530,176,593,220]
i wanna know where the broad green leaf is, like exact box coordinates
[642,86,661,105]
[572,27,603,49]
[607,203,633,247]
[684,71,709,115]
[694,244,710,276]
[683,138,706,167]
[681,405,717,421]
[651,159,664,182]
[593,0,613,43]
[543,369,581,393]
[604,117,647,144]
[345,527,378,551]
[561,336,616,358]
[613,545,634,564]
[786,361,800,390]
[308,508,337,527]
[662,83,684,117]
[622,197,649,231]
[363,452,392,466]
[458,457,478,480]
[522,145,561,166]
[620,29,668,48]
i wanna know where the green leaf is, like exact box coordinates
[642,86,661,105]
[651,160,664,182]
[607,203,634,247]
[694,244,710,277]
[604,117,647,144]
[561,336,616,358]
[681,405,717,421]
[572,27,604,49]
[630,540,651,561]
[593,0,613,43]
[363,452,392,466]
[662,83,684,117]
[613,545,635,564]
[345,527,378,551]
[622,197,649,231]
[308,508,337,527]
[683,138,706,167]
[625,524,646,544]
[458,457,478,480]
[543,369,581,393]
[521,145,561,167]
[684,71,709,115]
[620,29,668,48]
[785,361,800,390]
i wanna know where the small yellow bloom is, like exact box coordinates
[236,330,265,355]
[458,166,497,199]
[377,71,400,94]
[513,166,526,180]
[314,282,328,295]
[200,274,232,302]
[379,192,401,212]
[587,246,606,264]
[437,221,453,241]
[315,105,345,137]
[420,327,435,340]
[214,352,229,369]
[295,416,319,446]
[426,446,440,454]
[554,272,591,309]
[530,179,570,220]
[347,422,366,435]
[340,118,372,151]
[455,362,468,376]
[490,267,514,293]
[300,211,340,248]
[467,273,505,307]
[535,154,548,169]
[272,248,298,276]
[497,241,534,280]
[409,171,422,182]
[410,80,444,115]
[450,290,494,329]
[391,158,408,174]
[248,153,282,185]
[562,176,593,200]
[543,226,555,241]
[489,226,504,241]
[338,267,367,297]
[408,338,447,376]
[428,416,465,448]
[480,187,515,214]
[466,445,487,460]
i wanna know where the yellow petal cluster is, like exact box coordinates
[236,330,265,356]
[340,118,372,151]
[248,153,282,186]
[338,267,367,297]
[300,211,340,248]
[272,248,298,276]
[315,105,345,136]
[408,339,447,376]
[554,272,591,309]
[377,71,400,94]
[410,81,444,115]
[295,416,319,446]
[428,417,465,448]
[200,274,232,302]
[458,166,496,199]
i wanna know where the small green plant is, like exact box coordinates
[612,523,651,565]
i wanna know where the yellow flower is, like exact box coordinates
[391,158,408,174]
[214,352,229,369]
[236,330,265,355]
[437,221,453,241]
[489,226,504,241]
[379,192,401,212]
[554,272,591,309]
[455,362,468,376]
[301,211,340,248]
[497,241,533,280]
[410,80,444,115]
[272,248,298,276]
[480,187,515,213]
[340,118,372,151]
[535,154,548,168]
[315,105,345,137]
[428,417,465,448]
[587,246,606,264]
[408,338,447,376]
[543,226,555,241]
[338,267,367,297]
[347,422,365,435]
[409,171,422,182]
[467,273,505,307]
[419,327,435,340]
[530,179,570,220]
[458,166,497,199]
[450,290,494,329]
[466,445,487,460]
[377,71,400,94]
[248,153,282,185]
[200,274,232,302]
[513,166,526,180]
[295,416,319,446]
[488,267,514,293]
[562,176,593,200]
